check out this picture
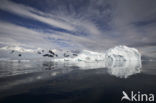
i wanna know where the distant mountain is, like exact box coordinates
[0,46,81,60]
[0,45,155,61]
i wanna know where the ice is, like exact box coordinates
[104,46,142,78]
[54,45,141,62]
[105,45,141,61]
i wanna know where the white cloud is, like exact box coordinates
[0,46,34,53]
[0,0,156,57]
[0,21,57,49]
[0,0,75,31]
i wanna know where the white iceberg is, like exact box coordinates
[105,45,141,61]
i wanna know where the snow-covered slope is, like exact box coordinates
[73,50,105,62]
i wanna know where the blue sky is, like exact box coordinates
[0,0,156,57]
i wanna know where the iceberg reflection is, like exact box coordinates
[106,60,142,78]
[47,59,142,78]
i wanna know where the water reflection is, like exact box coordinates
[1,59,156,103]
[106,60,142,78]
[0,60,43,77]
[42,59,142,78]
[0,59,142,79]
[0,59,142,94]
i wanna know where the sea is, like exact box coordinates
[0,60,156,103]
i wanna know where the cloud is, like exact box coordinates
[110,0,156,44]
[0,46,34,53]
[0,21,57,49]
[0,0,75,31]
[0,0,156,57]
[0,0,114,50]
[0,20,102,50]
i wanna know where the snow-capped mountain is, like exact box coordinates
[0,46,44,60]
[0,45,141,62]
[0,46,81,60]
[55,50,106,62]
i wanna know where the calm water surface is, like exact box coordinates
[0,60,156,103]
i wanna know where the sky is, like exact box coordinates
[0,0,156,57]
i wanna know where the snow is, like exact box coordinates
[73,50,105,62]
[54,45,141,62]
[105,45,141,61]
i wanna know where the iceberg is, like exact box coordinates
[105,45,141,61]
[104,45,142,78]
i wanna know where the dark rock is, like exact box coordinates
[64,53,69,57]
[43,62,55,70]
[18,54,22,57]
[11,50,15,54]
[73,54,78,56]
[49,50,55,55]
[55,54,58,57]
[43,54,53,57]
